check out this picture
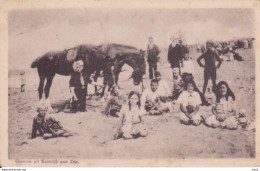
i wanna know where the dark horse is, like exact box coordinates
[98,43,146,86]
[31,44,113,109]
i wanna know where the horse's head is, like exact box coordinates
[130,50,146,85]
[131,68,144,86]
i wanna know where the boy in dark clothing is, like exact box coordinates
[197,41,222,95]
[168,36,183,70]
[147,37,160,79]
[70,60,90,112]
[31,104,71,139]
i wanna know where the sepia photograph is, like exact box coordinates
[1,0,259,167]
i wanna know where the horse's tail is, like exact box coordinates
[31,57,39,68]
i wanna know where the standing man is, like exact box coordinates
[168,36,183,73]
[147,37,160,79]
[197,41,222,95]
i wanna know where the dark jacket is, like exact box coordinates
[197,49,222,70]
[69,71,91,88]
[168,44,183,68]
[147,44,160,64]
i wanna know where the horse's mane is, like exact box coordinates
[98,43,139,50]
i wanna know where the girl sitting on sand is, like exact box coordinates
[177,80,203,126]
[204,81,239,130]
[116,91,148,139]
[104,86,126,117]
[31,103,72,139]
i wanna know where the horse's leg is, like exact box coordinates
[93,70,100,95]
[114,63,124,88]
[44,73,55,111]
[100,82,107,98]
[38,75,45,101]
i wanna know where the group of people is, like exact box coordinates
[31,36,251,140]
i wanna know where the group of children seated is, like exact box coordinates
[103,47,251,140]
[103,73,250,140]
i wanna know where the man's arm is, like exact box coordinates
[155,44,160,56]
[140,90,147,109]
[180,104,190,119]
[104,98,112,116]
[31,118,38,139]
[167,45,171,63]
[163,80,171,97]
[190,105,200,117]
[215,52,222,69]
[70,87,78,101]
[197,54,205,67]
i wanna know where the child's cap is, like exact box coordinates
[154,71,161,76]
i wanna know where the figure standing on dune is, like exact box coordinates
[147,37,160,79]
[168,36,183,73]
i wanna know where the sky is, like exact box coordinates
[8,8,255,70]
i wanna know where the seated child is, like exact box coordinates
[178,80,203,126]
[31,103,72,139]
[204,81,238,130]
[117,91,148,139]
[141,79,171,115]
[171,67,183,100]
[104,86,126,117]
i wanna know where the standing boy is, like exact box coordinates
[147,37,160,79]
[168,36,183,72]
[197,41,222,95]
[70,60,89,112]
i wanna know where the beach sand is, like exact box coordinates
[8,48,255,159]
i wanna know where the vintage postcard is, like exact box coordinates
[0,0,259,167]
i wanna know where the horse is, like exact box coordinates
[98,43,146,86]
[31,44,113,109]
[113,51,146,86]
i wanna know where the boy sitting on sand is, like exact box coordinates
[141,79,171,115]
[31,103,72,139]
[104,86,126,117]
